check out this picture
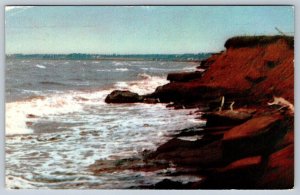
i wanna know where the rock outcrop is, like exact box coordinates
[167,71,203,82]
[99,36,294,189]
[105,90,144,103]
[149,36,294,106]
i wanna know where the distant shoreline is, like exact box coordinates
[6,53,212,63]
[6,57,202,63]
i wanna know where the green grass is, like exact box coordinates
[224,35,294,49]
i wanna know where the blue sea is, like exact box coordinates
[6,59,206,189]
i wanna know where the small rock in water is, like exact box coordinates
[26,122,33,126]
[105,90,144,103]
[26,114,38,118]
[143,98,160,104]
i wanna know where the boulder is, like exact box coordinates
[105,90,144,103]
[167,71,202,82]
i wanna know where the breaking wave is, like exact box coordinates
[6,74,168,135]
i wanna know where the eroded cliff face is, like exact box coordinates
[101,36,294,189]
[201,37,294,103]
[152,36,294,106]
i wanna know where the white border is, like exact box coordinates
[0,1,298,195]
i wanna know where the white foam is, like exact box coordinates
[114,82,128,89]
[6,94,84,135]
[6,73,168,135]
[178,135,203,141]
[115,68,128,72]
[140,67,166,71]
[114,74,168,95]
[35,64,46,69]
[127,75,168,95]
[96,69,111,72]
[6,98,203,188]
[183,66,196,71]
[112,61,126,66]
[6,176,40,189]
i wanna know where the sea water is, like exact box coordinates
[5,59,205,189]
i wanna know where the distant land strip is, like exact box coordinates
[6,53,212,62]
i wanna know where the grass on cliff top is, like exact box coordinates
[224,35,294,49]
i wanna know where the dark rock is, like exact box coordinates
[89,157,170,175]
[203,109,254,127]
[256,144,294,189]
[245,75,267,84]
[207,99,233,111]
[197,58,214,69]
[199,156,264,189]
[265,60,277,68]
[26,122,33,126]
[105,90,143,103]
[166,102,185,109]
[199,126,237,137]
[153,179,191,189]
[26,114,38,118]
[222,114,286,161]
[151,139,224,167]
[223,114,282,142]
[219,156,263,172]
[143,98,160,104]
[167,71,202,82]
[151,82,245,104]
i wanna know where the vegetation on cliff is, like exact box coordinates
[224,35,294,49]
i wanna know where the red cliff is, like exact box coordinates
[152,35,294,106]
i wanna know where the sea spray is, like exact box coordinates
[6,59,205,189]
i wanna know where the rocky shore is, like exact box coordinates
[94,35,294,189]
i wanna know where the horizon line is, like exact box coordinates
[6,52,214,55]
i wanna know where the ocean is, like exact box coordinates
[5,59,206,189]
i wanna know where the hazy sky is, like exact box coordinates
[5,6,294,54]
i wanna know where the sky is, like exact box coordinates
[5,6,294,54]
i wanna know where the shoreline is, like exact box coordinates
[6,57,203,63]
[99,35,294,189]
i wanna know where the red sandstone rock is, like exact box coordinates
[99,36,294,189]
[219,156,262,172]
[223,114,282,141]
[257,144,294,189]
[222,114,288,162]
[151,36,294,105]
[198,155,264,189]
